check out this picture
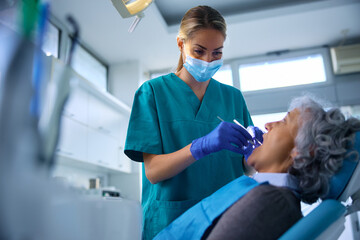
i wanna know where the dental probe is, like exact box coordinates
[216,116,225,122]
[233,119,263,146]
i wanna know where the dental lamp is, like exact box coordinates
[110,0,153,33]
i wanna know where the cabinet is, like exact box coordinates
[88,128,117,167]
[54,58,132,173]
[63,87,88,124]
[116,139,131,173]
[88,96,122,139]
[57,116,87,161]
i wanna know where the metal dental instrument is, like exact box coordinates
[217,116,225,122]
[233,119,263,146]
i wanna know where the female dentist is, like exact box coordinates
[124,5,262,240]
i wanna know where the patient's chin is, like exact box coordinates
[246,151,256,167]
[246,146,262,168]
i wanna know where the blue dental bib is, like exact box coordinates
[154,175,266,239]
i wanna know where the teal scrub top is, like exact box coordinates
[124,73,253,240]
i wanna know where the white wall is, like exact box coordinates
[108,60,144,107]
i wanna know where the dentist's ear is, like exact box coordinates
[177,37,184,51]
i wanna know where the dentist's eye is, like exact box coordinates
[194,49,204,55]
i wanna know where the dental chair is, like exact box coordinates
[280,131,360,240]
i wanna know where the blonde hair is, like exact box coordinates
[176,6,227,72]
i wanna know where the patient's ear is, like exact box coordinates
[280,148,297,173]
[291,148,298,157]
[289,148,298,163]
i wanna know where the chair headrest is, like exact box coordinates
[323,131,360,201]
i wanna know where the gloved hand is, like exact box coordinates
[247,126,264,144]
[190,121,254,160]
[244,126,264,161]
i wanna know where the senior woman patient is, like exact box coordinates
[154,96,360,240]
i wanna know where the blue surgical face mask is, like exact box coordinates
[183,55,223,82]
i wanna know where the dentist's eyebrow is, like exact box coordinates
[194,44,223,50]
[195,44,207,50]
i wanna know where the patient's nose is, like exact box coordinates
[265,122,274,131]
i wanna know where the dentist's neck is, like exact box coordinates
[176,68,209,101]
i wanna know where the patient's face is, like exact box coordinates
[247,109,301,173]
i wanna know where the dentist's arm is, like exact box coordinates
[143,122,253,184]
[143,144,195,184]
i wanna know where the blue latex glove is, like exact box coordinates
[247,126,264,144]
[244,126,264,161]
[190,122,254,160]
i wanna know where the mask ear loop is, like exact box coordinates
[181,42,188,65]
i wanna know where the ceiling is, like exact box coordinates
[156,0,322,27]
[50,0,360,72]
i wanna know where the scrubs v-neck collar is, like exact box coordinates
[171,73,213,121]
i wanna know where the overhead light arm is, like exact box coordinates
[128,12,143,33]
[111,0,153,18]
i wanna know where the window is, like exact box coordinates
[213,64,233,86]
[239,54,327,92]
[251,112,287,132]
[42,22,60,58]
[72,44,108,91]
[340,105,360,120]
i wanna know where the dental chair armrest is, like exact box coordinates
[279,200,346,240]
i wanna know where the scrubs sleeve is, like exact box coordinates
[124,83,162,162]
[241,94,254,128]
[244,109,253,128]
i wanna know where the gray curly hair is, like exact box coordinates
[288,95,360,204]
